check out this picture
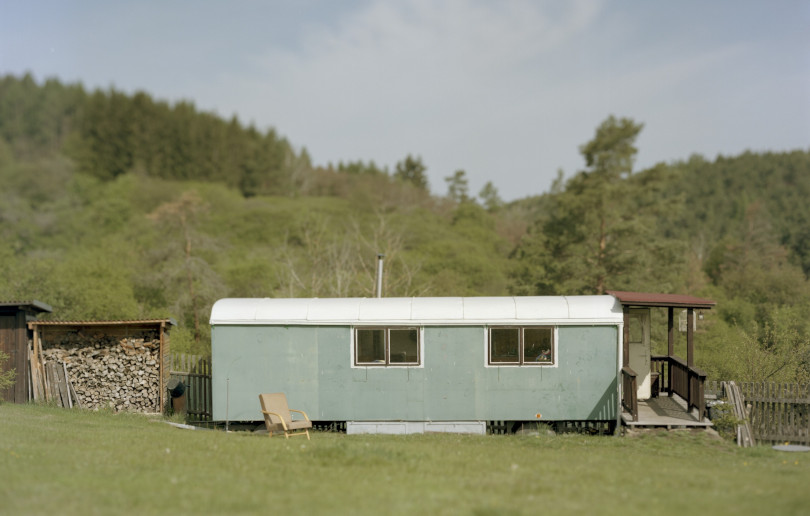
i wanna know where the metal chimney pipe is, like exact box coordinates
[375,253,385,298]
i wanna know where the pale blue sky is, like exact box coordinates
[2,0,808,200]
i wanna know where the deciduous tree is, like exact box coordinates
[147,191,225,347]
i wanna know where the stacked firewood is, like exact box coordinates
[40,335,161,412]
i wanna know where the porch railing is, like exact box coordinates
[651,355,668,386]
[621,366,638,421]
[651,354,706,421]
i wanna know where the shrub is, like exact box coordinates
[0,350,15,397]
[709,402,741,441]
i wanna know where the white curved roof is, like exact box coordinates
[210,296,623,326]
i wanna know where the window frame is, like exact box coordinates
[487,325,555,366]
[353,326,421,367]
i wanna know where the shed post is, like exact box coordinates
[686,308,694,368]
[667,307,674,357]
[160,321,165,412]
[686,308,695,408]
[667,306,674,397]
[13,311,27,402]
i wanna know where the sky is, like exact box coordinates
[1,0,808,201]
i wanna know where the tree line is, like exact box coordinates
[1,74,808,383]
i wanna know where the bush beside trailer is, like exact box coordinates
[210,296,624,434]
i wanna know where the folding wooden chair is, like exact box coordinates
[258,393,312,440]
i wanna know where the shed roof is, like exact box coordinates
[606,291,715,309]
[210,296,624,326]
[0,300,53,313]
[29,319,175,326]
[28,319,175,330]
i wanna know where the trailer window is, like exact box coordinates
[490,328,520,364]
[356,329,385,363]
[489,326,554,365]
[355,327,420,366]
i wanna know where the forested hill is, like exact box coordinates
[0,74,308,196]
[1,74,809,383]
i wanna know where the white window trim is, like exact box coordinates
[350,326,425,369]
[484,325,559,368]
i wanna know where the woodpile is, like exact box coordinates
[34,333,162,413]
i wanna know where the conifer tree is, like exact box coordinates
[394,154,429,190]
[512,116,684,295]
[445,169,470,203]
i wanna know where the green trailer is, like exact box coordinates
[210,296,624,434]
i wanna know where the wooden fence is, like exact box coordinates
[705,381,809,445]
[169,353,212,422]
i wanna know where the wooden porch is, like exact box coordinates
[609,291,716,428]
[621,392,712,428]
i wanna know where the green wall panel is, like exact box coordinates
[212,325,618,422]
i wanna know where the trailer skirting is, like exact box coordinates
[346,421,486,435]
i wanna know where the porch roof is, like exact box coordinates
[607,291,715,310]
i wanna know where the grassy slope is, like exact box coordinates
[1,405,808,515]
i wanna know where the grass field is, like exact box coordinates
[1,404,808,515]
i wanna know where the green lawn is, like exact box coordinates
[1,404,808,515]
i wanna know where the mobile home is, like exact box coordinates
[210,295,633,433]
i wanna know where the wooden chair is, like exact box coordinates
[259,393,312,440]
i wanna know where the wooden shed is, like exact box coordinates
[0,301,53,403]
